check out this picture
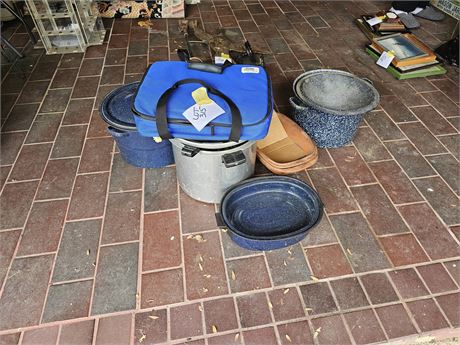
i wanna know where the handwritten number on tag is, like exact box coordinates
[192,106,207,120]
[183,102,225,131]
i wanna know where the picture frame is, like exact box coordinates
[372,33,436,67]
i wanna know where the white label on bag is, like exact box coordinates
[215,56,232,64]
[376,51,395,69]
[241,67,260,74]
[182,102,225,131]
[366,17,383,26]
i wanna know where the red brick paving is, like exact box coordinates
[237,292,272,328]
[360,273,398,305]
[17,199,68,256]
[96,314,132,345]
[407,298,450,332]
[330,277,369,310]
[436,293,460,327]
[268,287,305,322]
[379,233,429,266]
[344,309,387,344]
[59,319,94,345]
[170,302,204,340]
[311,315,352,345]
[21,326,59,345]
[203,297,239,333]
[0,1,459,344]
[375,304,417,339]
[305,243,353,278]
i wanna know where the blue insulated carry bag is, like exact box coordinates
[132,61,273,141]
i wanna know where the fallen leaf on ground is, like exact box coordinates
[311,275,319,281]
[139,332,146,343]
[285,334,292,342]
[212,325,218,333]
[345,155,355,162]
[231,270,236,280]
[138,20,153,28]
[313,327,322,339]
[148,315,159,320]
[283,288,290,294]
[189,234,207,242]
[415,336,435,343]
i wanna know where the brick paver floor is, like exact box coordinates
[0,1,459,344]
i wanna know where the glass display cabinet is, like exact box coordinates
[25,0,105,54]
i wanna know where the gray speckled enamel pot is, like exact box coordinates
[290,69,380,148]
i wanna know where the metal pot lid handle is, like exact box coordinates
[181,145,200,157]
[215,213,227,228]
[222,151,246,168]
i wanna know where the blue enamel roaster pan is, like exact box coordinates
[217,176,323,251]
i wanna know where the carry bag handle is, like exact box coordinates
[156,78,242,142]
[187,62,223,74]
[187,60,233,74]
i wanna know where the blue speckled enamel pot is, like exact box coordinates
[216,176,323,251]
[290,69,380,148]
[100,83,174,168]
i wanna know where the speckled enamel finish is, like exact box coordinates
[219,176,323,250]
[290,69,380,148]
[290,97,364,148]
[101,83,174,168]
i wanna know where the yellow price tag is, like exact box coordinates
[221,53,230,60]
[153,137,162,143]
[191,87,213,105]
[388,50,395,57]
